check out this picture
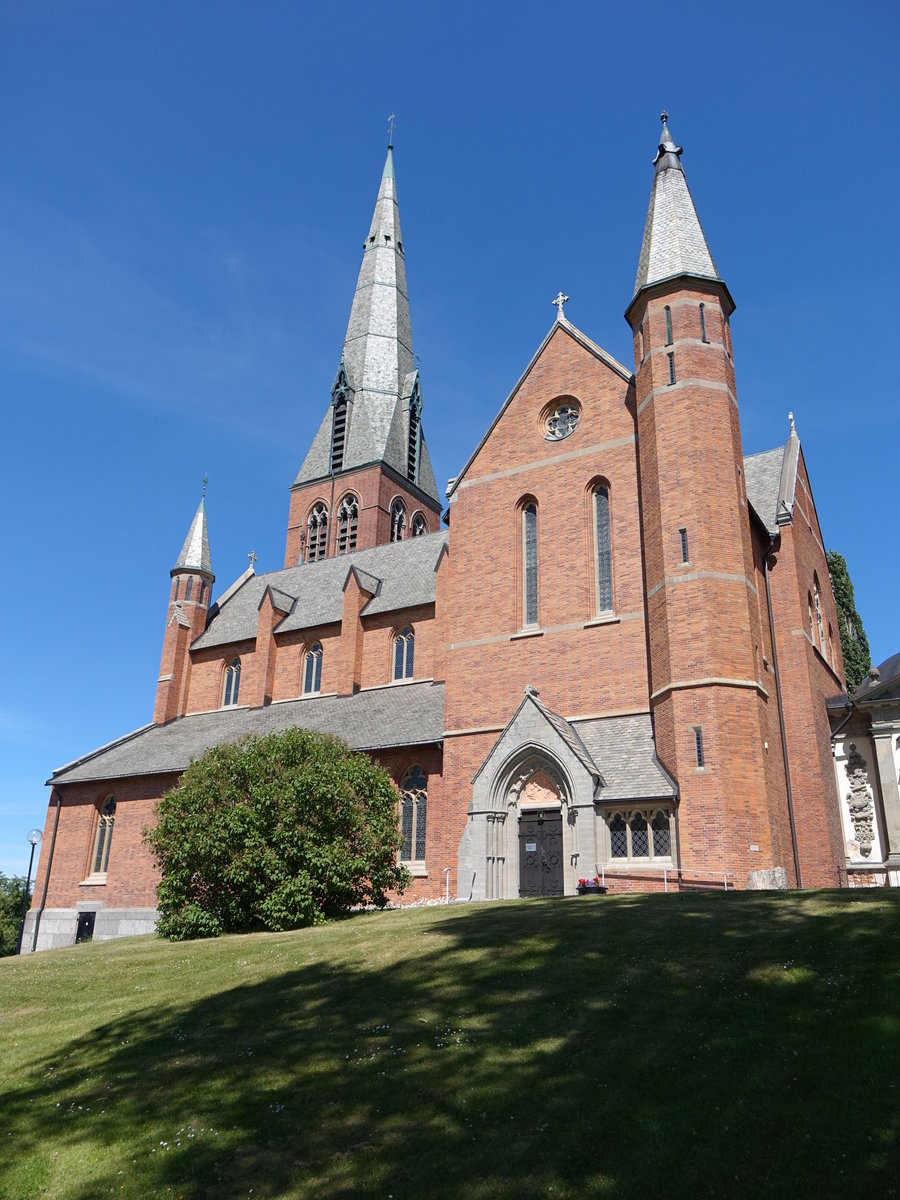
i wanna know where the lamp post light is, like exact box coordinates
[16,829,42,956]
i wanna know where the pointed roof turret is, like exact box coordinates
[630,112,733,313]
[293,141,439,503]
[172,494,213,578]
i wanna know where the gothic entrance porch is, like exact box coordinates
[518,809,564,897]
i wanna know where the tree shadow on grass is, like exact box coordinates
[4,890,900,1199]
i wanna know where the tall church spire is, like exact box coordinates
[292,142,438,503]
[630,112,732,312]
[284,139,443,566]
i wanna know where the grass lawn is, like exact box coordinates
[1,890,899,1199]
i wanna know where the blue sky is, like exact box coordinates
[2,0,897,878]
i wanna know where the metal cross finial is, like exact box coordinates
[552,291,570,319]
[388,114,395,147]
[201,474,208,498]
[248,551,258,568]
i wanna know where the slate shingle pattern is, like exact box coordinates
[573,715,677,801]
[743,446,786,535]
[51,681,446,784]
[193,530,448,650]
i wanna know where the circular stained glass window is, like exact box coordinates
[545,403,580,441]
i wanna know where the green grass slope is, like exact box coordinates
[2,891,899,1199]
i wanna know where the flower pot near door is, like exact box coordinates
[576,877,608,896]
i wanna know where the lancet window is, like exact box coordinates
[393,626,414,680]
[336,495,358,555]
[593,485,613,612]
[92,796,116,876]
[307,503,328,562]
[399,765,427,863]
[222,658,241,707]
[391,501,407,543]
[522,501,538,626]
[411,513,427,537]
[303,642,323,695]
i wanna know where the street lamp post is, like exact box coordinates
[16,829,42,956]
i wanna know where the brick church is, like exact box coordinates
[24,116,848,950]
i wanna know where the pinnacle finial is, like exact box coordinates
[248,550,258,569]
[788,411,796,432]
[660,110,668,125]
[387,113,395,149]
[201,474,208,498]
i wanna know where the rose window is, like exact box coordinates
[545,404,580,441]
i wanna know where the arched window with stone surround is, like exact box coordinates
[393,626,414,680]
[813,574,826,651]
[222,658,241,707]
[521,500,538,627]
[399,765,427,863]
[411,512,426,537]
[303,642,323,695]
[307,503,328,562]
[336,494,358,555]
[593,483,613,612]
[92,796,116,876]
[390,500,406,543]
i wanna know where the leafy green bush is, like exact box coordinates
[0,874,29,957]
[144,728,409,940]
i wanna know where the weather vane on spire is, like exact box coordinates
[388,113,395,147]
[201,474,208,498]
[552,291,570,319]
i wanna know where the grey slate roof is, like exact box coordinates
[173,498,213,576]
[632,116,722,302]
[292,147,439,505]
[50,681,445,785]
[744,446,785,535]
[531,693,605,784]
[572,714,678,801]
[194,530,448,650]
[743,417,800,535]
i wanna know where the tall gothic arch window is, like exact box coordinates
[390,500,406,543]
[307,503,328,562]
[411,513,426,537]
[393,626,415,680]
[813,575,825,651]
[336,495,358,554]
[185,577,194,601]
[399,765,427,863]
[407,398,420,482]
[92,796,116,876]
[593,485,613,612]
[223,658,241,707]
[303,642,323,695]
[522,501,538,626]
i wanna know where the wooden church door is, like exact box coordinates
[518,811,564,897]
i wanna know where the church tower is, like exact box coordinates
[284,141,442,567]
[154,494,214,724]
[626,116,780,885]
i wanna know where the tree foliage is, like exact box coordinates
[0,874,30,957]
[144,728,409,940]
[827,549,872,695]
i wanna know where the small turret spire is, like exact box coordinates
[173,493,213,577]
[630,112,729,310]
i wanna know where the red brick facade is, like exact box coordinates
[26,128,850,950]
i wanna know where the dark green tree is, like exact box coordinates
[144,727,409,940]
[826,549,872,695]
[0,874,30,957]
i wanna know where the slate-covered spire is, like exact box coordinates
[631,112,728,307]
[172,495,213,578]
[293,142,439,502]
